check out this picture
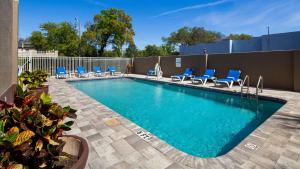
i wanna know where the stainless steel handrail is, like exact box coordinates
[241,75,250,97]
[256,76,263,96]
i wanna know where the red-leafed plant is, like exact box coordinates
[18,70,48,90]
[0,85,77,169]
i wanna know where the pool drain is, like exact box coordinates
[244,142,258,150]
[136,130,152,141]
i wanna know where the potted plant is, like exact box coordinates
[18,70,49,97]
[0,85,88,169]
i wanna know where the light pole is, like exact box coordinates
[75,18,81,57]
[267,26,270,51]
[203,48,208,70]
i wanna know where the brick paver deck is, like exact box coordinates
[48,74,300,169]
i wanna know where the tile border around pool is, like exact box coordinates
[67,76,287,104]
[50,74,300,169]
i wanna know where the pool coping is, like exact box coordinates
[67,76,287,104]
[49,74,300,169]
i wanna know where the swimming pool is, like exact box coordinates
[69,78,284,158]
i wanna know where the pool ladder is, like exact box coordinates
[256,76,263,98]
[241,75,250,98]
[241,75,264,99]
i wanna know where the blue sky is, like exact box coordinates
[20,0,300,49]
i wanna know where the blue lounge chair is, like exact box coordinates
[192,69,216,85]
[56,67,68,79]
[147,69,156,77]
[93,66,103,77]
[107,66,116,75]
[215,70,243,88]
[77,66,88,78]
[171,68,193,82]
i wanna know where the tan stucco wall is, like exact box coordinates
[133,51,299,91]
[0,0,19,100]
[294,51,300,92]
[134,57,159,75]
[160,55,207,77]
[207,51,294,90]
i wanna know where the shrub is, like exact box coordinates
[0,85,77,168]
[18,70,48,90]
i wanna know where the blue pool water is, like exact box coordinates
[69,78,284,158]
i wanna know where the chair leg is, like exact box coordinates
[203,79,207,85]
[181,76,185,82]
[229,81,233,88]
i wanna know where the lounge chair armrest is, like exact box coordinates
[227,77,235,80]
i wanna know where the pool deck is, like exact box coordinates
[48,74,300,169]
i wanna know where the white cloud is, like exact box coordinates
[153,0,232,18]
[189,0,300,35]
[283,11,300,27]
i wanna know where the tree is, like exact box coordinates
[29,22,80,56]
[139,44,179,57]
[29,31,48,51]
[83,8,135,57]
[102,50,118,57]
[143,45,163,57]
[160,44,178,56]
[163,27,222,47]
[80,30,97,57]
[226,33,252,40]
[125,43,139,57]
[190,27,222,44]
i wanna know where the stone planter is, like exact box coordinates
[61,135,89,169]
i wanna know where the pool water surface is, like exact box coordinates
[69,78,284,158]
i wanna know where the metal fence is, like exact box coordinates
[18,56,132,76]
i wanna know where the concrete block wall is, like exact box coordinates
[232,37,262,53]
[180,31,300,55]
[18,49,59,57]
[262,31,300,51]
[180,40,230,55]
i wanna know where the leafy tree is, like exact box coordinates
[29,22,79,56]
[29,31,48,51]
[162,27,190,46]
[226,33,252,40]
[103,50,118,57]
[160,44,178,56]
[162,27,222,46]
[83,8,135,57]
[140,44,179,57]
[80,30,98,57]
[143,45,163,57]
[125,43,139,57]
